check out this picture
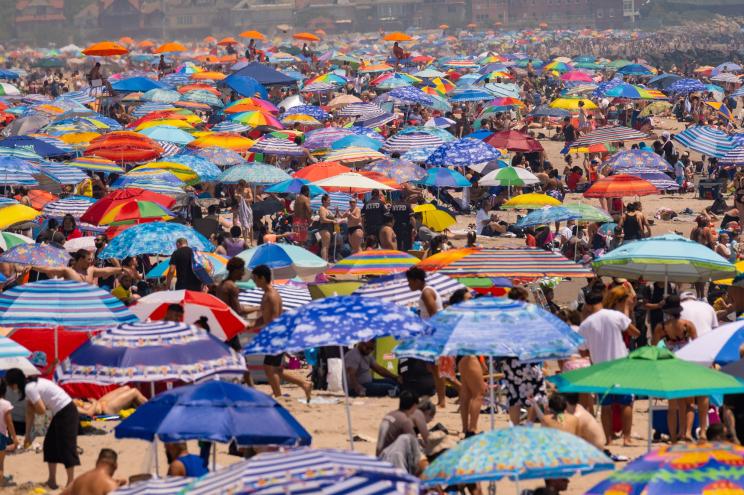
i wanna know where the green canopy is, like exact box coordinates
[549,346,744,399]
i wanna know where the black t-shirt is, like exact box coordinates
[390,201,412,229]
[564,124,577,142]
[362,199,386,231]
[398,357,435,396]
[169,246,202,291]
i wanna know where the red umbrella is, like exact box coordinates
[130,290,247,340]
[80,188,176,225]
[583,174,658,198]
[84,131,163,164]
[293,161,352,181]
[485,130,544,153]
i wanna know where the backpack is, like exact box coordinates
[191,251,215,285]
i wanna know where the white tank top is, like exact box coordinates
[419,286,443,319]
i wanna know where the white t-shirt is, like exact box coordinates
[475,209,490,234]
[0,399,12,436]
[559,226,573,242]
[578,309,631,364]
[681,299,718,337]
[25,378,71,416]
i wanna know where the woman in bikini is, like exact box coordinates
[733,170,744,228]
[652,295,698,443]
[344,198,363,254]
[74,386,147,417]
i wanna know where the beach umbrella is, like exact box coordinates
[237,243,327,279]
[240,283,311,312]
[479,166,538,187]
[166,154,221,181]
[304,128,356,150]
[420,247,594,279]
[382,86,434,106]
[383,32,412,41]
[0,243,70,268]
[146,251,226,279]
[425,138,501,167]
[673,125,737,158]
[336,102,384,118]
[610,168,678,191]
[419,167,471,188]
[130,290,247,341]
[616,63,654,75]
[484,130,543,153]
[721,146,744,165]
[352,272,465,307]
[676,320,744,366]
[94,199,175,226]
[310,191,353,212]
[562,203,613,223]
[0,135,70,159]
[249,137,304,157]
[0,203,41,229]
[84,131,163,164]
[81,188,175,225]
[154,42,187,54]
[324,147,386,164]
[364,158,426,183]
[115,380,309,447]
[331,135,383,151]
[410,204,455,231]
[283,104,329,121]
[217,163,291,185]
[648,73,683,90]
[583,174,657,198]
[312,172,394,192]
[592,233,734,282]
[502,193,561,209]
[293,32,320,42]
[604,149,672,172]
[325,249,419,277]
[515,206,581,227]
[569,125,649,147]
[449,88,493,103]
[82,41,129,57]
[265,178,325,196]
[188,133,255,152]
[42,197,97,218]
[550,346,744,449]
[381,133,444,154]
[422,427,612,486]
[548,97,597,110]
[0,232,33,251]
[586,442,744,495]
[66,156,124,173]
[0,83,20,96]
[99,221,213,258]
[0,280,137,329]
[138,125,194,145]
[666,78,707,94]
[190,146,246,167]
[57,321,245,384]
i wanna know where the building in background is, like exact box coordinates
[15,0,66,40]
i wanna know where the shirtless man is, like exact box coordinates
[564,393,606,449]
[33,249,130,284]
[292,185,312,246]
[216,257,246,317]
[378,215,397,250]
[61,448,123,495]
[253,264,312,401]
[532,393,579,435]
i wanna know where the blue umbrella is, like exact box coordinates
[113,171,185,188]
[167,154,222,180]
[331,135,383,151]
[58,321,246,384]
[0,243,70,267]
[396,297,582,361]
[381,86,434,106]
[604,150,673,171]
[713,62,742,75]
[0,136,70,159]
[401,145,438,163]
[673,125,737,158]
[666,78,707,95]
[425,138,501,167]
[516,206,581,227]
[237,243,327,279]
[527,105,570,118]
[99,222,214,258]
[398,126,455,142]
[243,295,430,355]
[616,63,653,75]
[610,168,679,191]
[449,88,493,102]
[111,77,165,93]
[265,178,326,196]
[418,167,471,188]
[212,121,249,133]
[217,163,291,185]
[138,126,194,146]
[181,90,223,108]
[221,74,268,99]
[190,147,246,167]
[131,102,176,118]
[648,73,683,90]
[282,105,329,121]
[114,379,309,445]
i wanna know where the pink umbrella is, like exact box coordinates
[560,71,594,82]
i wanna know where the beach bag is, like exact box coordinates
[191,251,215,285]
[327,358,343,393]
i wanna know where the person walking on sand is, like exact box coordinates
[252,264,312,402]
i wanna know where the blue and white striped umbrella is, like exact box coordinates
[250,137,305,157]
[218,163,291,185]
[142,88,181,104]
[156,141,181,158]
[132,102,176,118]
[243,296,430,355]
[310,191,352,211]
[720,146,744,165]
[382,133,444,154]
[99,221,214,259]
[211,121,250,133]
[302,81,336,93]
[38,163,87,185]
[0,280,137,329]
[180,90,223,108]
[111,179,185,196]
[673,125,737,158]
[117,170,184,187]
[425,138,502,167]
[57,321,246,384]
[42,196,97,218]
[139,126,194,146]
[484,82,520,98]
[56,89,96,105]
[336,102,384,117]
[0,169,37,185]
[0,336,29,359]
[353,272,466,307]
[239,284,312,311]
[111,477,189,495]
[283,105,330,121]
[676,320,744,366]
[0,197,18,207]
[160,73,191,88]
[356,111,396,128]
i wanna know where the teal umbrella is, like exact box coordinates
[562,203,613,223]
[138,126,194,145]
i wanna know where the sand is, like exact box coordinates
[0,116,719,495]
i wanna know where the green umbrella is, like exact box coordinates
[549,346,744,449]
[562,203,613,223]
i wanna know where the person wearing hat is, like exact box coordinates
[652,295,699,443]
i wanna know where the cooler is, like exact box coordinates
[698,180,721,200]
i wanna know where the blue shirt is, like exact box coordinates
[178,454,208,477]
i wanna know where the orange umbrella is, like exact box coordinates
[203,36,217,44]
[82,41,129,57]
[240,30,266,40]
[177,84,220,95]
[438,24,449,29]
[191,71,226,81]
[417,248,477,272]
[154,42,187,54]
[217,37,238,46]
[119,37,134,45]
[196,55,220,64]
[26,190,58,209]
[84,131,164,164]
[137,40,154,48]
[467,23,478,28]
[359,171,401,189]
[583,174,658,198]
[219,54,238,63]
[292,161,351,181]
[187,133,255,152]
[293,32,320,42]
[383,32,412,42]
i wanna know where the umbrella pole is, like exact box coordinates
[152,438,159,477]
[488,355,496,431]
[647,398,654,451]
[212,441,216,471]
[339,345,355,450]
[54,326,59,364]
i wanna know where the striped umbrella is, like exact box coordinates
[610,168,679,191]
[132,103,176,118]
[115,179,185,196]
[310,191,353,211]
[583,174,658,198]
[353,272,466,307]
[324,147,386,164]
[382,133,444,154]
[426,247,594,279]
[99,221,213,258]
[66,156,124,173]
[36,163,86,185]
[57,321,246,384]
[212,121,250,133]
[425,138,501,167]
[569,126,649,147]
[190,147,246,167]
[42,196,97,218]
[336,102,384,117]
[326,249,419,277]
[356,112,397,129]
[0,243,71,267]
[603,149,673,172]
[304,128,356,150]
[720,146,744,165]
[302,81,336,93]
[0,280,137,328]
[239,284,312,311]
[249,137,304,157]
[673,125,737,158]
[218,163,291,185]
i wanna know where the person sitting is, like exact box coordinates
[345,341,401,397]
[376,391,426,474]
[111,273,138,306]
[61,448,123,495]
[74,386,147,417]
[165,442,208,477]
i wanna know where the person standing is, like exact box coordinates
[253,265,312,402]
[5,369,79,489]
[292,185,312,246]
[344,198,364,254]
[166,238,203,292]
[362,189,386,246]
[679,291,718,337]
[390,198,413,252]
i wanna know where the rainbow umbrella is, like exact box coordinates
[96,200,175,226]
[130,161,199,184]
[230,111,283,128]
[146,252,228,279]
[325,249,418,277]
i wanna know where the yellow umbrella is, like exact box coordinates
[57,132,100,146]
[501,193,561,210]
[130,162,199,184]
[0,205,41,230]
[548,98,598,110]
[134,119,195,131]
[188,134,255,152]
[413,204,456,232]
[715,261,744,286]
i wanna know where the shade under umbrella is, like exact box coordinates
[237,243,327,279]
[569,125,649,147]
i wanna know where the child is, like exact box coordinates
[0,380,18,486]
